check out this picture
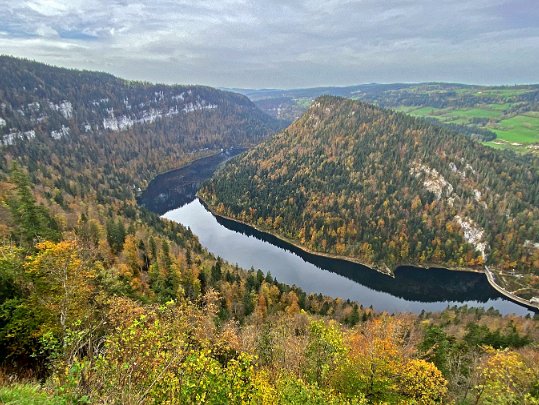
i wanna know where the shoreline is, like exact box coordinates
[198,196,539,313]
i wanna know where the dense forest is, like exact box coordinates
[201,96,539,303]
[0,58,538,403]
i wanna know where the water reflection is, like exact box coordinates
[164,199,534,316]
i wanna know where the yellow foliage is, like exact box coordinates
[474,348,535,405]
[398,359,447,404]
[26,240,95,335]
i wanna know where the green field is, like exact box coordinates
[397,104,539,154]
[492,114,539,143]
[401,105,507,123]
[446,107,504,120]
[483,113,539,153]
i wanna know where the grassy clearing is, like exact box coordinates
[483,141,506,150]
[0,384,65,405]
[394,106,414,113]
[440,116,469,125]
[400,106,506,124]
[451,87,531,97]
[488,103,513,111]
[445,107,503,120]
[523,111,539,118]
[491,114,539,144]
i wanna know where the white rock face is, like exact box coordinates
[465,163,477,175]
[455,215,488,260]
[154,91,164,102]
[2,133,17,145]
[0,118,6,128]
[473,189,482,202]
[172,92,185,101]
[525,240,539,250]
[182,101,217,113]
[27,102,40,112]
[102,101,218,132]
[116,115,135,130]
[449,161,466,179]
[2,130,35,145]
[91,98,109,106]
[409,161,491,260]
[51,125,70,140]
[140,108,162,123]
[103,115,124,131]
[59,101,73,119]
[103,109,159,131]
[48,100,73,119]
[410,161,453,199]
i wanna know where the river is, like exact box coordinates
[142,152,535,316]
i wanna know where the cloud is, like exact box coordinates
[0,0,537,87]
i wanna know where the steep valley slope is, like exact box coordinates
[0,55,282,198]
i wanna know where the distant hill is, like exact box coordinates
[201,96,539,303]
[231,83,539,154]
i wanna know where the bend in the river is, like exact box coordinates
[140,152,537,316]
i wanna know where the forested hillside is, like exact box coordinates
[0,59,538,404]
[201,96,539,304]
[0,56,283,195]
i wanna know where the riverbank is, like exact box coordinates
[198,195,394,276]
[199,196,539,313]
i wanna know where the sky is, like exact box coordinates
[1,0,538,88]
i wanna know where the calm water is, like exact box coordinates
[139,148,246,215]
[163,199,534,316]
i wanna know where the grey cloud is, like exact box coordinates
[0,0,537,87]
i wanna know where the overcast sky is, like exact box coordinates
[1,0,538,88]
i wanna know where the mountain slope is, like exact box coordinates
[0,55,279,143]
[0,56,282,198]
[201,96,539,302]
